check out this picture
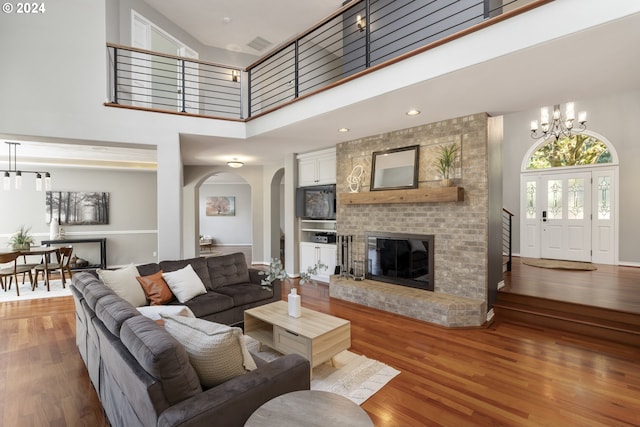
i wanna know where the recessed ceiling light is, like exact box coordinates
[406,109,421,116]
[338,128,350,133]
[222,17,231,24]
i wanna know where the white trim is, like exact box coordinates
[0,230,159,239]
[619,261,640,268]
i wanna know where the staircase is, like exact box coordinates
[493,292,640,347]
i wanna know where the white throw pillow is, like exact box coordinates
[136,305,195,321]
[97,264,147,307]
[161,314,257,388]
[162,264,207,303]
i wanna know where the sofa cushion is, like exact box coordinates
[120,315,203,406]
[136,262,161,277]
[161,314,257,388]
[137,270,175,306]
[214,283,275,306]
[159,257,213,290]
[95,294,141,336]
[179,291,234,318]
[206,253,250,288]
[162,264,208,303]
[97,264,148,307]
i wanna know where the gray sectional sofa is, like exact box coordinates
[69,253,310,427]
[136,252,281,325]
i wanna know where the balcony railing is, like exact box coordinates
[107,43,244,120]
[106,0,548,120]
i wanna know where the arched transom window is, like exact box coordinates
[527,134,612,170]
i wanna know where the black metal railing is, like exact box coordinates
[107,44,243,119]
[502,207,513,272]
[247,0,538,116]
[106,0,547,120]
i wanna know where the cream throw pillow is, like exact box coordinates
[162,264,207,303]
[161,314,257,388]
[97,264,147,307]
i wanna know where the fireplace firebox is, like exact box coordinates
[365,232,434,291]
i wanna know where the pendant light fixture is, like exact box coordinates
[2,142,52,191]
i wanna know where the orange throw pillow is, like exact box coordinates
[137,270,175,306]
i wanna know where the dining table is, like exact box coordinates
[1,246,61,292]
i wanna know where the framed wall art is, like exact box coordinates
[46,191,110,225]
[206,196,236,216]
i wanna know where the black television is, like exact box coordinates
[296,185,336,219]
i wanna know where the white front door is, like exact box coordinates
[540,172,591,262]
[520,168,617,264]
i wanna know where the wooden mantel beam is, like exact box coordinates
[338,187,464,205]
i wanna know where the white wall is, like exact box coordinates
[199,182,252,245]
[0,167,157,267]
[502,89,640,265]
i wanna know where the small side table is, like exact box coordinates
[244,390,373,427]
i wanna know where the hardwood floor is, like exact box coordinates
[502,257,640,314]
[1,264,640,426]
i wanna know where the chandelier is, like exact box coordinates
[530,103,587,140]
[2,142,52,191]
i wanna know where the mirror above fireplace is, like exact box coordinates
[370,145,419,191]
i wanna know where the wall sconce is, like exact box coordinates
[231,70,240,83]
[356,14,366,32]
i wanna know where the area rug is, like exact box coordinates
[245,336,400,405]
[0,279,71,302]
[522,258,597,271]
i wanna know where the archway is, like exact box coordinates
[197,172,252,261]
[520,131,619,264]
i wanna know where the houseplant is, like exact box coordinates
[258,258,288,289]
[9,225,35,250]
[434,143,459,187]
[299,261,328,284]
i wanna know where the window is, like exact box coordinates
[527,134,611,170]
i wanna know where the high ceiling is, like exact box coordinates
[143,0,346,56]
[4,3,640,170]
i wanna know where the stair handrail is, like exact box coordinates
[503,208,514,272]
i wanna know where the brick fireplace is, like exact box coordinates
[329,113,502,327]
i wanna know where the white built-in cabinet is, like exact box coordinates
[299,241,337,283]
[297,148,336,187]
[297,148,337,282]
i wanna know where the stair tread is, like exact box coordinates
[493,301,640,334]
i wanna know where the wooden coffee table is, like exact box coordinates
[244,300,351,369]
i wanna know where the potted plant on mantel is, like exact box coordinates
[9,225,35,250]
[434,143,459,187]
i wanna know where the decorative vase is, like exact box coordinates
[288,288,301,318]
[12,243,30,250]
[440,178,452,187]
[50,219,59,240]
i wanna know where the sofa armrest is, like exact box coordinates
[247,268,264,286]
[157,353,310,427]
[248,268,282,301]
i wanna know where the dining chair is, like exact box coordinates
[33,246,73,289]
[0,251,22,296]
[18,254,38,285]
